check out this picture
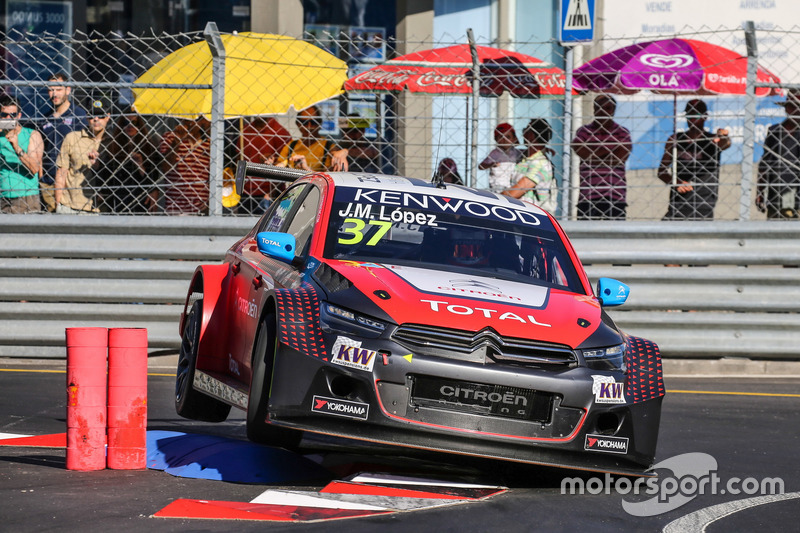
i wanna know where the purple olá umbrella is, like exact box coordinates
[573,38,780,96]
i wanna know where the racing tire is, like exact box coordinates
[175,299,231,422]
[247,312,303,449]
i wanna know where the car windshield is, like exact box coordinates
[323,185,584,293]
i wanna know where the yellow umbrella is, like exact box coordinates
[133,32,347,118]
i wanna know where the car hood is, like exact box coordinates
[324,260,603,348]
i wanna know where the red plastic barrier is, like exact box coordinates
[106,328,148,469]
[66,327,108,471]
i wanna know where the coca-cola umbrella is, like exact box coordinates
[345,44,567,97]
[345,43,568,185]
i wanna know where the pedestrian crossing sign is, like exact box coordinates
[559,0,596,45]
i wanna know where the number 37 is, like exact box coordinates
[338,218,391,246]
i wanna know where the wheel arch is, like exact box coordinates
[180,264,231,369]
[251,295,278,367]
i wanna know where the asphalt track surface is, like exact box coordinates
[2,356,799,532]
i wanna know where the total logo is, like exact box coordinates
[312,395,369,420]
[585,434,629,454]
[421,299,551,327]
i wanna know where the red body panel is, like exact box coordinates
[189,264,235,373]
[325,259,601,347]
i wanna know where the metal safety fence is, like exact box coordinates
[1,22,800,220]
[2,214,797,359]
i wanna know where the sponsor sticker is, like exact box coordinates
[338,203,440,227]
[584,434,629,454]
[331,336,377,372]
[591,375,626,404]
[336,187,544,227]
[312,395,369,420]
[388,265,550,308]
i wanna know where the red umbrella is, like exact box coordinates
[345,44,567,98]
[573,38,780,96]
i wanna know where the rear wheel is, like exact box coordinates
[175,299,231,422]
[246,312,303,449]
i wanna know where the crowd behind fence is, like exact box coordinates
[1,23,799,220]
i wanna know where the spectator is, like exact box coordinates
[39,73,87,212]
[159,117,211,215]
[96,113,161,214]
[433,158,463,185]
[339,117,380,173]
[658,99,731,220]
[237,116,291,214]
[503,118,557,213]
[0,95,44,213]
[571,95,632,220]
[757,88,800,219]
[272,106,348,172]
[479,122,524,193]
[54,96,111,214]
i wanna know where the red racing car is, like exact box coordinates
[175,163,664,475]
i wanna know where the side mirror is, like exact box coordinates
[256,232,296,264]
[596,277,629,307]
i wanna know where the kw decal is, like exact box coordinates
[591,375,626,404]
[331,336,377,372]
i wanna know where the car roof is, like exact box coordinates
[320,172,549,217]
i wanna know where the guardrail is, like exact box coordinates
[0,215,797,360]
[0,215,253,358]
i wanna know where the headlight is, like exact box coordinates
[320,302,387,338]
[581,344,626,371]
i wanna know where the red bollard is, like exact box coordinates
[66,327,108,471]
[107,328,148,469]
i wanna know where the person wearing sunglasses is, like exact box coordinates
[0,94,44,213]
[53,96,112,214]
[271,106,348,172]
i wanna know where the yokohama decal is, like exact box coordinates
[585,434,629,454]
[312,395,369,420]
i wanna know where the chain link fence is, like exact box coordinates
[1,23,798,220]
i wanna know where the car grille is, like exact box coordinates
[392,324,577,366]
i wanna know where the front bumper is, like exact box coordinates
[266,334,663,475]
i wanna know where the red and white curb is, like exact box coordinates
[154,473,506,522]
[0,432,66,447]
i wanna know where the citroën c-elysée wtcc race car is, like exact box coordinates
[174,163,664,475]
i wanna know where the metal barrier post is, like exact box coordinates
[467,28,480,188]
[561,46,574,221]
[741,21,758,222]
[204,21,226,217]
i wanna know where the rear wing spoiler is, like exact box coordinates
[234,161,309,194]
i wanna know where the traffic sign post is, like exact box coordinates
[558,0,596,219]
[559,0,597,45]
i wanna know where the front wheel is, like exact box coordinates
[246,312,303,449]
[175,298,231,422]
